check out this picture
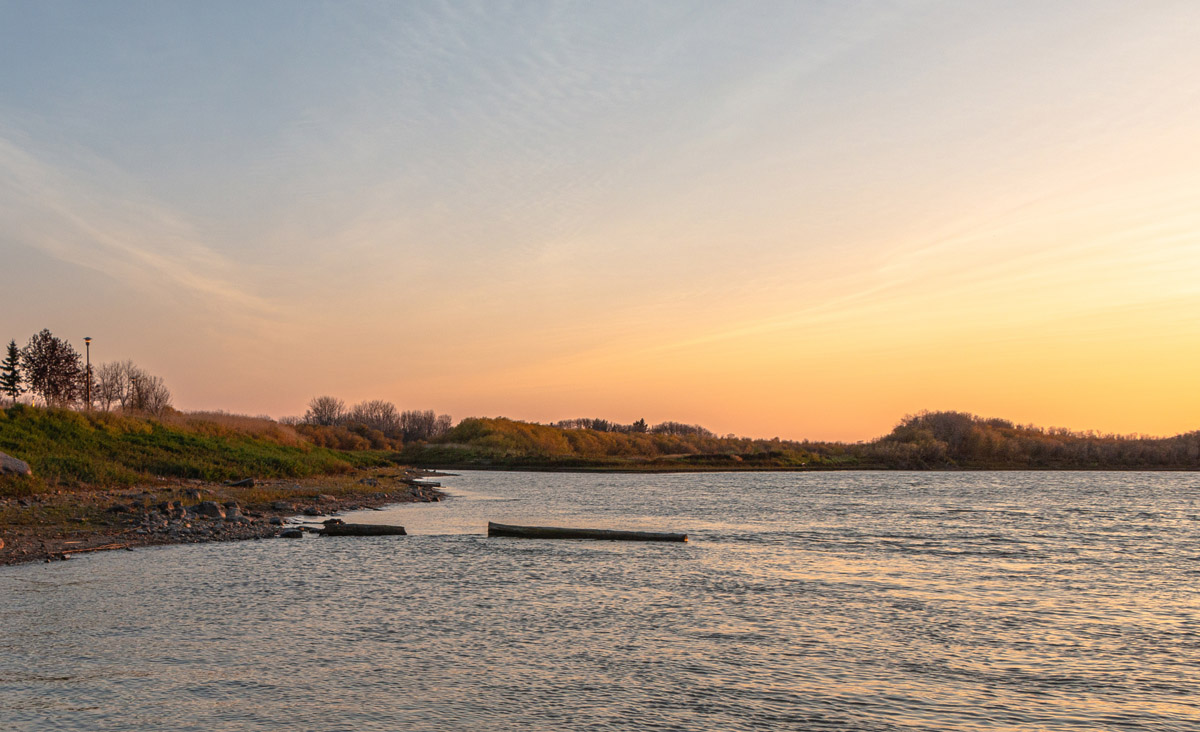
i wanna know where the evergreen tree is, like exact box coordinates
[0,339,22,403]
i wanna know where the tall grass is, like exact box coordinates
[0,405,396,492]
[159,410,305,446]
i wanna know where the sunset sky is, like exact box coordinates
[3,1,1199,441]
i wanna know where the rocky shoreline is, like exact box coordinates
[0,468,446,566]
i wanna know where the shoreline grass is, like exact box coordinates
[0,405,399,496]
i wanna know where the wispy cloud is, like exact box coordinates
[0,130,278,323]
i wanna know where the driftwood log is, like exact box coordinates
[318,523,407,537]
[60,542,132,555]
[487,522,687,542]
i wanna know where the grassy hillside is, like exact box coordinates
[0,405,396,493]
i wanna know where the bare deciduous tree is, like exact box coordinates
[95,359,171,415]
[346,399,401,437]
[304,395,346,426]
[95,360,129,411]
[400,409,453,442]
[130,371,172,415]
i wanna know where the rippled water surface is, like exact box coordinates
[3,471,1199,731]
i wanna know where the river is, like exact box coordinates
[2,470,1198,730]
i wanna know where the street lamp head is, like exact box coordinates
[85,337,92,345]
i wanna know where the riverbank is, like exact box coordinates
[0,467,445,566]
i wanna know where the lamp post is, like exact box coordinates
[84,337,92,411]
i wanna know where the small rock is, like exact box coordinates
[268,517,284,526]
[323,518,345,526]
[302,507,321,516]
[225,478,255,488]
[160,500,186,519]
[107,504,131,513]
[279,529,304,539]
[271,501,294,511]
[317,494,336,502]
[183,488,202,500]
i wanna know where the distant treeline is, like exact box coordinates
[282,395,451,450]
[399,411,1200,470]
[551,417,714,437]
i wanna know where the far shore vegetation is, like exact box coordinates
[3,403,1199,498]
[2,328,1199,497]
[399,412,1200,471]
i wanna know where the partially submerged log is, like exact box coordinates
[487,522,687,542]
[318,523,407,537]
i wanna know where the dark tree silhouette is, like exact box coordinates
[347,399,401,437]
[304,395,346,426]
[20,329,82,407]
[0,340,23,403]
[399,409,453,442]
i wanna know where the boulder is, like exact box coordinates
[271,501,294,511]
[279,529,304,539]
[0,451,32,476]
[268,517,284,526]
[192,501,226,519]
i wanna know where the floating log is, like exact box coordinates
[318,523,407,537]
[487,522,687,542]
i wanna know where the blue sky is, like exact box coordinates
[3,1,1199,439]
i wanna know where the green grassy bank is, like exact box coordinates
[0,405,397,495]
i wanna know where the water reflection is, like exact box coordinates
[2,471,1198,731]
